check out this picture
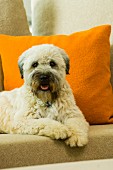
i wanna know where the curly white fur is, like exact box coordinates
[0,44,89,147]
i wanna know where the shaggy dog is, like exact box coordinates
[0,44,89,147]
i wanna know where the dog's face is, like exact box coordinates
[18,44,70,101]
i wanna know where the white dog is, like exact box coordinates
[0,44,89,147]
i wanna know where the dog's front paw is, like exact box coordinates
[38,124,71,140]
[65,134,88,147]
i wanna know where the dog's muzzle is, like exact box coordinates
[39,74,50,91]
[32,71,59,92]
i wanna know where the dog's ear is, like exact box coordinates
[58,48,70,74]
[18,52,27,79]
[18,57,24,79]
[18,46,35,79]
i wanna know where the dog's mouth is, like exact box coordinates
[39,84,50,91]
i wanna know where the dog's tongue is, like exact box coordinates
[40,85,49,91]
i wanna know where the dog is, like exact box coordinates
[0,44,89,147]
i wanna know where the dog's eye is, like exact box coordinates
[50,61,56,67]
[32,62,38,68]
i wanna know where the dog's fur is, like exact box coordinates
[0,44,89,147]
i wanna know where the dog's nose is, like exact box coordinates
[39,74,49,81]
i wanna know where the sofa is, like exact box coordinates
[0,0,113,169]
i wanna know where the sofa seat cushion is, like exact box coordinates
[0,124,113,169]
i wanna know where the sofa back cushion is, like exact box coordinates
[0,0,31,36]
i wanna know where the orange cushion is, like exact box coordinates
[0,25,113,125]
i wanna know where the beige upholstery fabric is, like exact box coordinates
[31,0,113,87]
[0,125,113,169]
[0,0,31,36]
